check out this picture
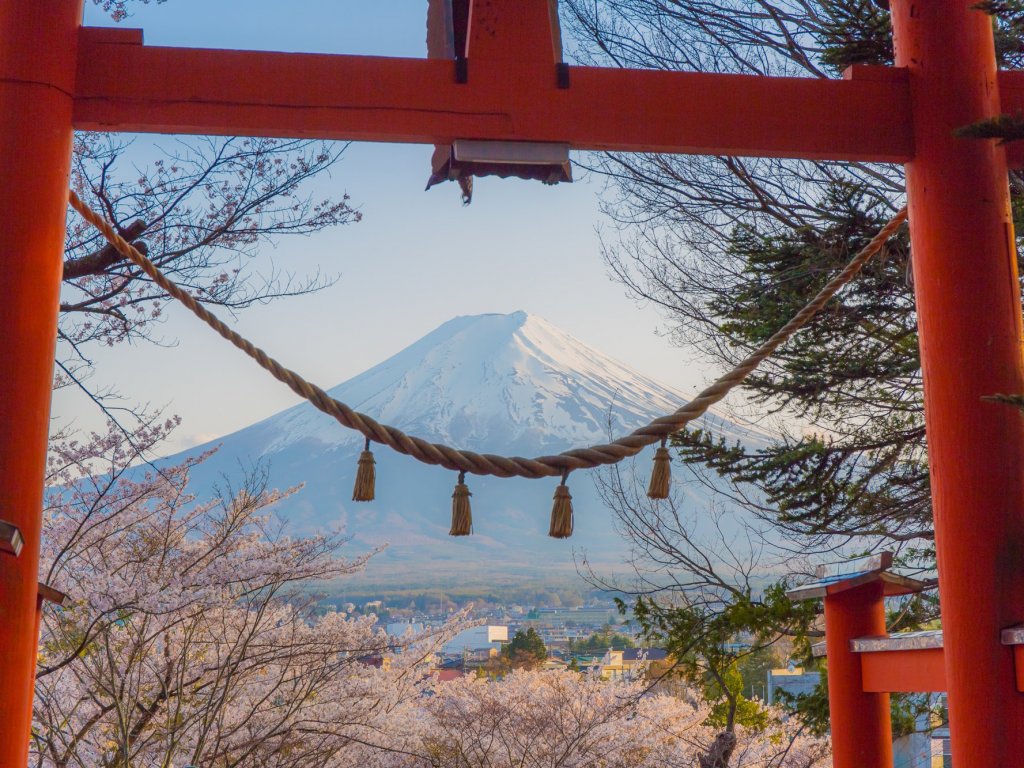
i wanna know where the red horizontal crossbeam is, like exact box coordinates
[859,647,947,693]
[73,29,1024,166]
[74,27,914,162]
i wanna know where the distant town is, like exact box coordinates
[323,595,818,705]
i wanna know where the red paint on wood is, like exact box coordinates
[1014,646,1024,693]
[892,1,1024,764]
[823,582,893,768]
[466,0,561,65]
[1001,72,1024,168]
[72,29,913,162]
[860,647,947,693]
[0,0,82,763]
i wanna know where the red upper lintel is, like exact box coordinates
[71,27,1024,167]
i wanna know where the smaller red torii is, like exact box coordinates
[788,553,1024,767]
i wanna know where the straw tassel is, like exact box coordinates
[647,439,672,500]
[450,471,473,536]
[352,438,376,502]
[548,471,574,539]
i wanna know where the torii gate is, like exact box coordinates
[1,1,1022,766]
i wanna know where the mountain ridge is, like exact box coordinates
[165,311,768,586]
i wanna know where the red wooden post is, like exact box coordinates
[466,0,561,65]
[0,0,82,762]
[823,581,892,768]
[891,1,1024,764]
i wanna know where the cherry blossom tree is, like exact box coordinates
[60,134,359,412]
[92,0,164,23]
[65,0,360,428]
[359,670,831,768]
[31,422,464,768]
[29,418,829,768]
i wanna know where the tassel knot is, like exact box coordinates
[647,439,672,500]
[450,471,473,536]
[352,438,376,502]
[549,471,574,539]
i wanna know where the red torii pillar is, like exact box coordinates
[891,1,1024,763]
[0,1,83,764]
[0,1,1023,766]
[823,582,892,768]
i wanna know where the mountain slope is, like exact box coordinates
[166,311,768,586]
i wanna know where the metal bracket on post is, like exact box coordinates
[556,62,570,89]
[1001,625,1024,692]
[37,583,70,608]
[0,520,24,557]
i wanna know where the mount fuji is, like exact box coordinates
[166,312,769,589]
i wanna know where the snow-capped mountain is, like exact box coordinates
[167,311,769,587]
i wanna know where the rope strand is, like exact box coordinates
[68,189,907,480]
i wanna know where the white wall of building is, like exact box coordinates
[442,625,508,655]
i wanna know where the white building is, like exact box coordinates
[442,625,508,655]
[766,665,820,703]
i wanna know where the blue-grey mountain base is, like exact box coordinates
[165,312,768,588]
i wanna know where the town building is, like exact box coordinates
[598,648,669,681]
[766,665,820,704]
[442,625,508,655]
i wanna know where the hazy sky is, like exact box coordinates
[60,1,712,455]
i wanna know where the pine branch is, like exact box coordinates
[955,114,1024,144]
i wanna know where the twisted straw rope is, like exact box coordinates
[69,189,907,480]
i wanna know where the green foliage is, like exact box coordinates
[677,184,934,568]
[982,392,1024,413]
[568,629,636,654]
[817,0,893,73]
[815,0,1024,74]
[975,0,1024,67]
[887,593,941,634]
[704,664,771,731]
[502,628,547,668]
[734,645,783,700]
[773,670,832,736]
[711,185,916,418]
[627,584,819,731]
[955,113,1024,144]
[890,693,924,739]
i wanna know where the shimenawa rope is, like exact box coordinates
[68,189,907,484]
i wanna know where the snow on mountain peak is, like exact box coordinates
[168,312,770,577]
[249,311,703,456]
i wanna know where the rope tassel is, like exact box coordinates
[450,471,473,536]
[549,472,574,539]
[352,438,376,502]
[647,439,672,500]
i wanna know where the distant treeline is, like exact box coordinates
[568,631,636,654]
[317,584,610,613]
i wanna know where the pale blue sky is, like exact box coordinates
[61,1,710,454]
